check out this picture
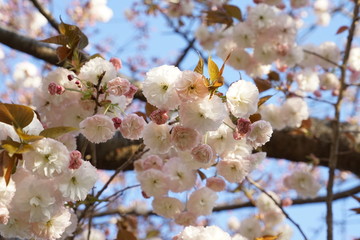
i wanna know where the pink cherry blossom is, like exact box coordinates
[119,114,146,140]
[107,77,130,96]
[171,125,200,151]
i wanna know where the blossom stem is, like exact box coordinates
[246,177,308,240]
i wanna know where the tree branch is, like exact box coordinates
[29,0,60,33]
[0,24,59,65]
[246,177,308,240]
[326,2,360,240]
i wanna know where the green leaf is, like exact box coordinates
[0,103,34,129]
[1,139,33,156]
[223,4,242,21]
[40,126,78,139]
[258,95,273,107]
[194,54,204,75]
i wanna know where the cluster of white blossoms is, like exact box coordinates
[0,112,98,239]
[131,64,273,224]
[284,169,321,198]
[195,3,304,77]
[33,57,138,145]
[228,192,293,240]
[196,2,343,98]
[69,0,113,25]
[174,225,247,240]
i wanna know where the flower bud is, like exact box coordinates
[149,109,169,125]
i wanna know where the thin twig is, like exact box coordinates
[246,177,308,240]
[303,49,341,68]
[173,37,196,67]
[78,144,147,222]
[29,0,60,33]
[326,2,360,240]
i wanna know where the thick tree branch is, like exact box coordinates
[0,25,59,65]
[262,118,360,177]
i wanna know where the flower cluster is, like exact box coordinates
[228,192,293,240]
[0,113,98,239]
[132,64,273,223]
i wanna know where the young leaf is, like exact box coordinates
[146,230,160,238]
[197,169,207,181]
[0,151,17,186]
[194,54,204,75]
[223,4,242,21]
[117,229,137,240]
[267,71,280,81]
[204,10,233,29]
[16,129,44,142]
[40,126,78,139]
[205,53,231,98]
[208,56,220,83]
[1,139,33,156]
[255,234,281,240]
[336,25,349,35]
[41,35,69,46]
[0,103,34,129]
[249,113,262,123]
[254,78,272,93]
[258,95,273,107]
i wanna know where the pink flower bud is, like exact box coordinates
[142,191,150,199]
[124,84,138,99]
[0,208,9,225]
[314,90,321,98]
[55,85,65,95]
[149,109,169,125]
[112,117,122,129]
[191,144,213,164]
[48,82,57,95]
[281,198,293,207]
[69,150,82,169]
[110,57,122,71]
[206,177,226,192]
[234,118,251,140]
[67,74,74,81]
